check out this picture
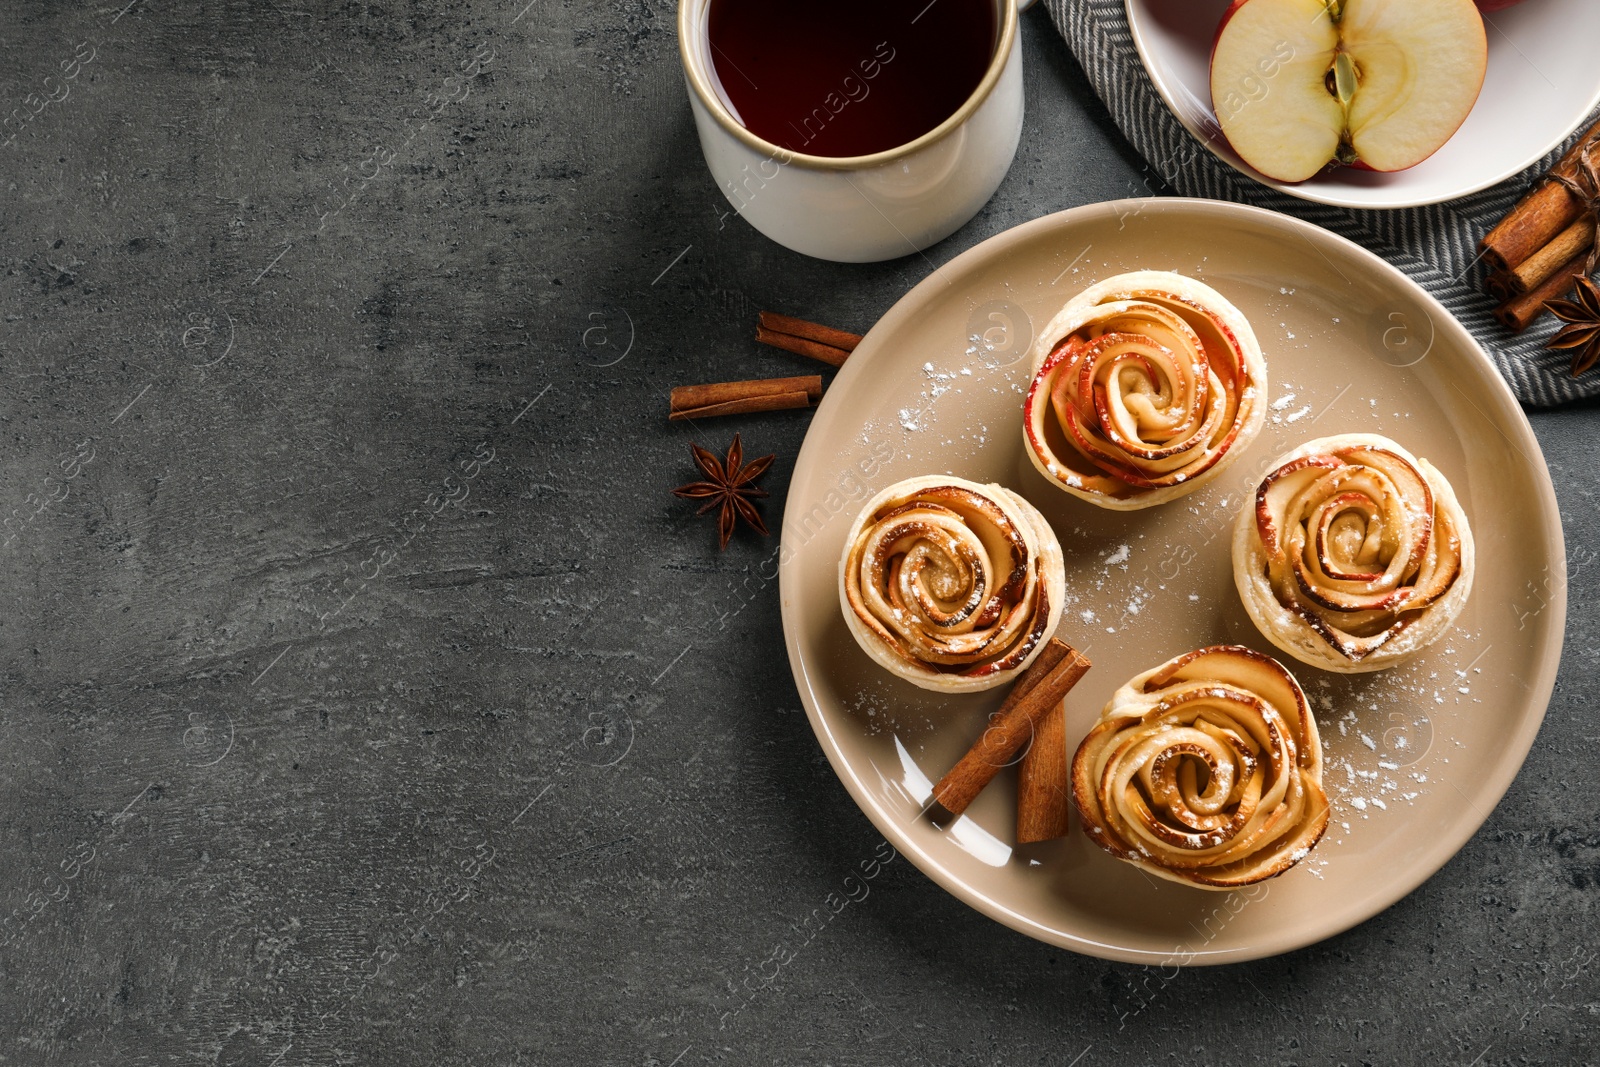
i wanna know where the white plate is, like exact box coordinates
[1126,0,1600,209]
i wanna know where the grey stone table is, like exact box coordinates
[1,3,1595,1064]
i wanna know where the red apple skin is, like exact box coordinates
[1207,0,1254,155]
[1211,0,1253,53]
[1475,0,1527,10]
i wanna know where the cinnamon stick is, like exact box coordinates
[755,312,862,368]
[1016,702,1071,844]
[931,639,1091,818]
[755,326,852,368]
[757,311,863,352]
[670,391,812,420]
[1508,216,1596,295]
[668,375,823,421]
[1486,270,1517,304]
[1494,251,1587,332]
[1481,117,1600,271]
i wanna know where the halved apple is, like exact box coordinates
[1210,0,1487,182]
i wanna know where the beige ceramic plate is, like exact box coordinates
[779,199,1565,965]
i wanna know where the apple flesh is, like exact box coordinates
[1210,0,1487,182]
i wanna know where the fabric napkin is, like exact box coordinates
[1044,0,1599,407]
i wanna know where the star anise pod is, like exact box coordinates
[672,434,773,550]
[1546,274,1600,377]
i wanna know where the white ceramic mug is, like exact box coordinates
[678,0,1024,263]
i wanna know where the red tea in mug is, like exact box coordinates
[705,0,998,158]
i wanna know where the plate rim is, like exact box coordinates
[778,196,1568,964]
[1123,0,1600,210]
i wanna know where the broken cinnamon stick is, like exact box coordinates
[1508,216,1596,295]
[668,375,822,421]
[755,327,851,368]
[931,639,1091,818]
[755,312,862,368]
[1016,702,1071,844]
[1481,117,1600,271]
[1494,251,1587,332]
[757,311,863,352]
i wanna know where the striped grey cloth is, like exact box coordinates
[1045,0,1598,407]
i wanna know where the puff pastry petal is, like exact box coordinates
[1071,645,1329,890]
[1233,434,1474,673]
[839,476,1066,693]
[1023,270,1267,510]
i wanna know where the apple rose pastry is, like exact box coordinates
[1233,434,1474,674]
[1072,646,1329,890]
[839,475,1066,693]
[1023,270,1266,510]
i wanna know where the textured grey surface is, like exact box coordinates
[0,3,1595,1065]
